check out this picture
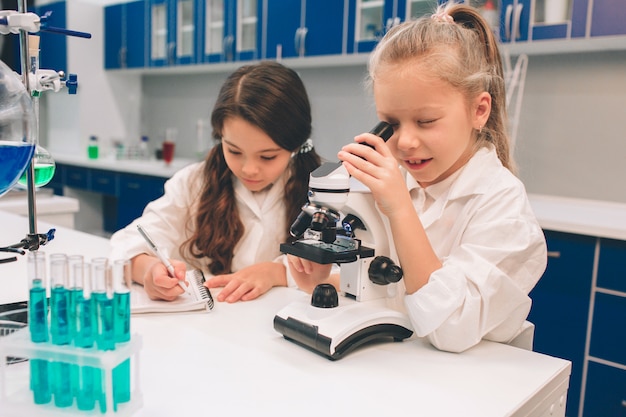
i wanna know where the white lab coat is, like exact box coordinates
[400,146,547,353]
[109,162,290,279]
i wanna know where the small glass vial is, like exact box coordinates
[88,135,99,159]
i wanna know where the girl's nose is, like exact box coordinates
[395,128,419,152]
[241,159,259,176]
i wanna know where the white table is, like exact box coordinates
[0,212,571,417]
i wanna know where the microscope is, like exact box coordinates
[274,122,414,360]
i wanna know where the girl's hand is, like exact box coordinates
[338,133,410,218]
[204,261,287,303]
[139,256,188,301]
[287,254,337,294]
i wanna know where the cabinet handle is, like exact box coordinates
[96,178,110,184]
[504,4,513,41]
[119,46,127,68]
[294,27,307,57]
[126,183,140,190]
[547,251,561,258]
[512,3,524,41]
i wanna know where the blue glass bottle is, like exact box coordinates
[27,251,51,405]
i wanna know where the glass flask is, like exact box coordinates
[0,58,37,197]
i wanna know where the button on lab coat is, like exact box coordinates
[109,162,289,276]
[401,146,547,353]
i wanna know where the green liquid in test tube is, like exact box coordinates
[49,254,73,408]
[27,251,51,405]
[112,259,132,409]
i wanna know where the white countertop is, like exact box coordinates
[52,153,197,178]
[0,211,571,417]
[529,193,626,241]
[0,190,79,216]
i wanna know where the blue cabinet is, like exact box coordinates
[530,232,626,417]
[499,0,626,44]
[265,0,349,59]
[149,0,200,66]
[200,0,260,63]
[51,163,166,233]
[351,0,408,53]
[116,174,166,229]
[104,0,147,69]
[590,0,626,36]
[36,0,67,73]
[528,230,596,417]
[583,362,626,417]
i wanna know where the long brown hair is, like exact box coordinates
[368,2,514,173]
[182,61,321,274]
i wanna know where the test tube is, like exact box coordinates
[91,257,114,413]
[67,255,84,342]
[27,250,51,405]
[112,259,132,409]
[49,253,73,408]
[73,260,96,411]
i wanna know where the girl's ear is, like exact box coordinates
[473,91,492,129]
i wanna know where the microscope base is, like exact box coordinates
[274,298,413,360]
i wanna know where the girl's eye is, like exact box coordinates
[418,119,436,125]
[227,148,241,156]
[261,155,277,161]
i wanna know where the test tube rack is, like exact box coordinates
[0,328,143,416]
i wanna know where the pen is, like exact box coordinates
[136,224,189,294]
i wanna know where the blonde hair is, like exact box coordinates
[368,2,515,173]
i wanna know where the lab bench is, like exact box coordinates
[45,154,195,234]
[527,194,626,417]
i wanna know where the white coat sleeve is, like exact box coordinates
[404,186,547,353]
[108,163,203,263]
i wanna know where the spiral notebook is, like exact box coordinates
[131,269,215,314]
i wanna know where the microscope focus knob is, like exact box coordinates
[311,284,339,308]
[368,256,403,285]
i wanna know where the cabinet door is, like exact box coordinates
[589,238,626,363]
[265,0,301,59]
[234,0,261,61]
[37,1,67,73]
[353,0,401,53]
[590,0,626,36]
[117,174,166,230]
[201,0,259,62]
[149,0,172,66]
[104,3,124,69]
[172,0,198,64]
[202,0,226,62]
[499,0,530,42]
[302,0,348,57]
[104,1,147,69]
[64,165,90,190]
[527,230,596,417]
[583,362,626,417]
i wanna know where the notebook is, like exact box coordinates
[131,269,215,314]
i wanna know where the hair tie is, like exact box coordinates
[298,138,313,154]
[431,10,454,24]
